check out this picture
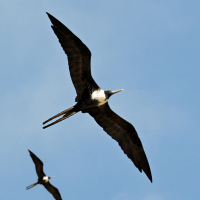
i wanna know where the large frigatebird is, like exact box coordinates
[43,13,152,182]
[26,150,62,200]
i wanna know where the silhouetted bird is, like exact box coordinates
[26,150,62,200]
[43,13,152,182]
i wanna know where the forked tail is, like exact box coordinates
[43,105,79,129]
[26,182,38,190]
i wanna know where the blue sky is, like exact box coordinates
[1,1,200,199]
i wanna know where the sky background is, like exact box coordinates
[1,0,200,199]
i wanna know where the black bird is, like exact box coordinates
[26,150,62,200]
[43,13,152,182]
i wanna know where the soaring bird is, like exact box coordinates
[26,150,62,200]
[43,13,152,182]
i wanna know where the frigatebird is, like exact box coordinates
[26,150,62,200]
[43,13,152,182]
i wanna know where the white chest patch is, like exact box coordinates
[43,176,49,182]
[91,89,106,103]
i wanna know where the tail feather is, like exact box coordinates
[26,182,38,190]
[43,105,78,129]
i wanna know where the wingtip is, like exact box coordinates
[138,165,152,183]
[46,12,54,22]
[149,175,153,183]
[28,149,33,155]
[144,169,152,183]
[136,151,153,183]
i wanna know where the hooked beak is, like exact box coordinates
[49,176,55,179]
[112,89,124,94]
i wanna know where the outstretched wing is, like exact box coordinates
[43,182,62,200]
[88,103,152,182]
[28,150,46,178]
[46,13,100,101]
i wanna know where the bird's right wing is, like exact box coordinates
[43,182,62,200]
[28,150,45,177]
[88,103,152,182]
[46,13,100,101]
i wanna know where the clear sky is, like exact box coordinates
[1,1,200,199]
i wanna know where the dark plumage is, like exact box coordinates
[26,150,62,200]
[43,13,152,182]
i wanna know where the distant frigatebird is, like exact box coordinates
[43,13,152,182]
[26,150,62,200]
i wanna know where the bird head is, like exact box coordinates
[105,89,124,99]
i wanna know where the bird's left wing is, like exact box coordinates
[88,103,152,182]
[43,182,62,200]
[46,13,100,101]
[28,150,46,177]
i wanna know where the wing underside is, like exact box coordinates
[88,103,152,182]
[28,150,46,177]
[47,13,99,101]
[43,182,62,200]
